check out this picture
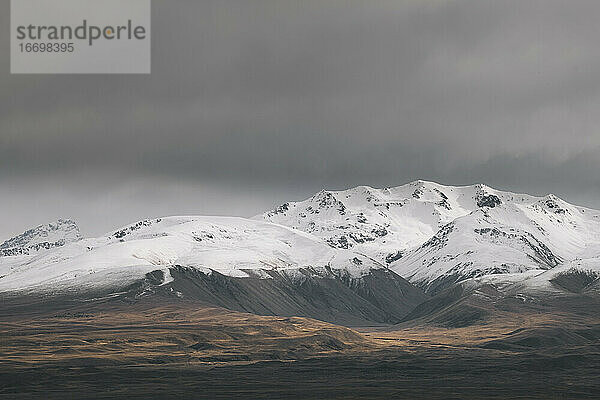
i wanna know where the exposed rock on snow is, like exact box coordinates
[261,180,600,293]
[0,219,81,257]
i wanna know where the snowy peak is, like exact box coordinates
[0,219,82,257]
[532,194,573,216]
[259,180,523,261]
[0,216,387,293]
[391,211,563,293]
[260,180,600,293]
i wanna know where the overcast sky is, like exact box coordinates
[1,0,600,240]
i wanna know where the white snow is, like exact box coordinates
[260,180,600,291]
[0,216,383,294]
[0,219,81,256]
[2,180,599,296]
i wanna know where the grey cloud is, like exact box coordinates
[1,0,599,238]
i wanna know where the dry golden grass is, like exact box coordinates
[1,299,599,399]
[3,298,597,370]
[361,311,599,350]
[0,301,377,368]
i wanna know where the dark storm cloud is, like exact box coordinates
[1,0,600,238]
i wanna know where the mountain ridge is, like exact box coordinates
[260,180,600,293]
[1,180,599,325]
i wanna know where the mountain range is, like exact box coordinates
[1,180,599,326]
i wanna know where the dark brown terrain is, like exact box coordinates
[1,292,599,399]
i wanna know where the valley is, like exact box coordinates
[1,294,598,399]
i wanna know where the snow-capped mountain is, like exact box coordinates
[0,216,387,293]
[0,215,426,324]
[260,181,600,293]
[1,180,599,325]
[0,219,81,257]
